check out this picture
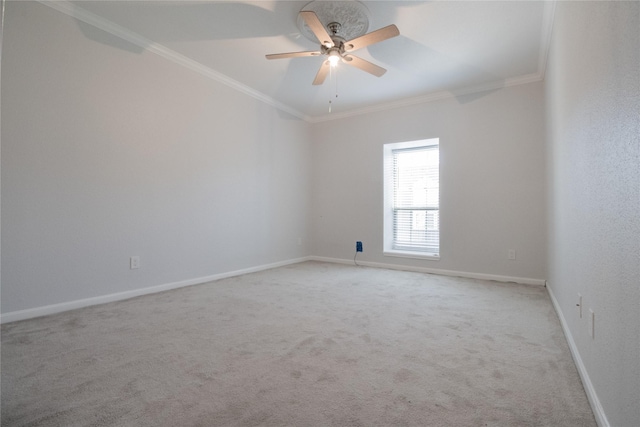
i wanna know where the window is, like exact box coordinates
[383,139,440,259]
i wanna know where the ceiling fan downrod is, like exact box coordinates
[327,22,341,36]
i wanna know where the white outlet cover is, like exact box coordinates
[130,256,140,269]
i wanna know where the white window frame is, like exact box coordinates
[383,138,440,260]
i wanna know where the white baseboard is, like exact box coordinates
[310,256,546,286]
[546,285,609,427]
[0,257,312,324]
[1,256,543,323]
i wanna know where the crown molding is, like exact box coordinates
[36,0,555,125]
[37,0,311,122]
[538,0,557,81]
[307,72,544,123]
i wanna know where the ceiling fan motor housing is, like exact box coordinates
[321,36,346,55]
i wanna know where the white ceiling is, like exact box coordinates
[54,1,555,122]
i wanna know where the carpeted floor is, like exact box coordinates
[1,261,596,426]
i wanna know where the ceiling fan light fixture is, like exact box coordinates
[328,50,341,66]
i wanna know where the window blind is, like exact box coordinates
[392,145,439,253]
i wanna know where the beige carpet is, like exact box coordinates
[1,261,596,426]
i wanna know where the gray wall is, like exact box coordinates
[311,82,547,282]
[545,1,640,426]
[1,2,311,314]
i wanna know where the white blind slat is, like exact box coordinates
[392,145,439,253]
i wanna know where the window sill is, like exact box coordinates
[384,250,440,261]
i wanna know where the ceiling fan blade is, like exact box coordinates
[300,11,334,48]
[313,60,330,85]
[343,55,387,77]
[266,51,321,60]
[344,25,400,52]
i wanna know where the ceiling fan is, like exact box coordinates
[265,3,399,85]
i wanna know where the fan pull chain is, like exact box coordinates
[328,64,339,113]
[329,64,333,113]
[335,66,339,100]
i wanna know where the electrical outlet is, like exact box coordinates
[356,241,363,252]
[508,249,516,260]
[589,309,595,339]
[130,256,140,269]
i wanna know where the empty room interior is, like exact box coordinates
[1,1,638,426]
